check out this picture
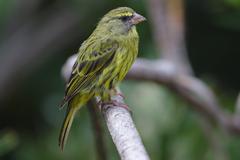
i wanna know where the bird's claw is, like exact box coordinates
[98,100,132,114]
[116,93,125,99]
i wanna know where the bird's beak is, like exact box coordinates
[131,12,146,25]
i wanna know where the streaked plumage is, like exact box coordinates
[59,7,146,150]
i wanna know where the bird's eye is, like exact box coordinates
[120,15,132,22]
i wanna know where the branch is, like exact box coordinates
[236,93,240,115]
[128,59,240,134]
[101,95,150,160]
[146,0,240,137]
[146,1,234,157]
[147,0,192,74]
[61,55,150,160]
[87,101,107,160]
[62,55,240,135]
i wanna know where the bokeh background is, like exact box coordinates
[1,0,240,160]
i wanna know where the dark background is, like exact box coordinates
[0,0,240,159]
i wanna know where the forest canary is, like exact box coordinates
[59,7,146,150]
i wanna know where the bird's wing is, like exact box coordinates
[60,39,118,107]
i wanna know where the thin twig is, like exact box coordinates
[236,93,240,115]
[87,100,107,160]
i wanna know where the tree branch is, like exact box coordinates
[101,95,150,160]
[62,55,240,135]
[146,0,240,138]
[147,0,192,74]
[236,93,240,115]
[87,100,107,160]
[128,59,240,134]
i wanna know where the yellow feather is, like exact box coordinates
[59,7,145,150]
[59,104,77,151]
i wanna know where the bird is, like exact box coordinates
[59,7,146,150]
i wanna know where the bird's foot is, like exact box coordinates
[111,88,125,99]
[116,93,125,99]
[98,100,132,114]
[111,100,130,111]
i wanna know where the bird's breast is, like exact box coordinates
[113,38,138,81]
[95,29,139,92]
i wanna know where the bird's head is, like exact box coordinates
[97,7,146,36]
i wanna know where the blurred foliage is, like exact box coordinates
[186,0,240,90]
[0,0,240,160]
[0,130,18,156]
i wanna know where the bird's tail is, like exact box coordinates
[59,105,77,151]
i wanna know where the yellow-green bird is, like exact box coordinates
[59,7,146,150]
